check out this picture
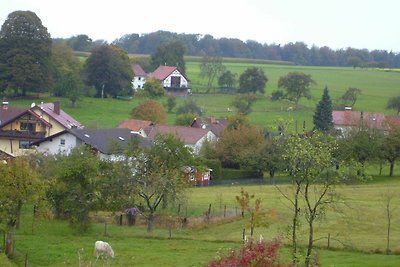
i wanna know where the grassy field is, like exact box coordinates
[11,58,400,132]
[7,176,400,266]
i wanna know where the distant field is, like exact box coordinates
[9,57,400,132]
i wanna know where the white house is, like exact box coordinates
[131,64,147,90]
[31,128,152,161]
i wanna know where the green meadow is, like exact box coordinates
[4,59,400,266]
[7,177,400,266]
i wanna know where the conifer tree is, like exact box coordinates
[313,86,333,131]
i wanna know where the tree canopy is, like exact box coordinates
[278,72,315,108]
[387,96,400,115]
[83,44,133,98]
[150,40,186,73]
[131,100,167,123]
[0,10,52,96]
[238,67,268,94]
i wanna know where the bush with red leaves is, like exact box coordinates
[205,238,289,267]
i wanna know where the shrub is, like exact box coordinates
[205,239,287,267]
[271,90,284,101]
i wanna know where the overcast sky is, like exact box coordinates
[1,0,399,52]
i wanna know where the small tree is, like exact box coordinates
[175,113,196,126]
[131,100,167,123]
[143,78,164,98]
[238,67,268,94]
[278,72,315,109]
[218,70,237,88]
[340,87,361,108]
[176,98,202,116]
[0,158,43,257]
[199,55,225,92]
[387,96,400,115]
[165,95,177,112]
[380,126,400,176]
[313,86,333,132]
[125,134,194,232]
[235,188,254,218]
[231,93,257,115]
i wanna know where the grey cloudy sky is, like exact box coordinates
[1,0,399,52]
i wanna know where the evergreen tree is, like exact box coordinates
[313,86,333,131]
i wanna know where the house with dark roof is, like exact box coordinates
[32,128,152,161]
[132,64,147,90]
[191,117,228,137]
[117,119,152,135]
[0,101,83,157]
[141,124,216,154]
[332,108,388,136]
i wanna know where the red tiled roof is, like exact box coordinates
[144,124,210,145]
[0,106,29,126]
[117,119,152,131]
[386,115,400,128]
[148,66,178,80]
[332,110,387,130]
[191,117,228,136]
[34,103,83,129]
[132,64,147,76]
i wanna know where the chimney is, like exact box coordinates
[53,101,60,115]
[2,100,9,110]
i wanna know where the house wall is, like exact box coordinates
[30,108,66,136]
[132,76,146,90]
[35,133,78,155]
[192,131,217,154]
[162,70,188,88]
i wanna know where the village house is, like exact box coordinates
[32,127,152,161]
[132,65,190,95]
[190,116,228,138]
[0,101,83,158]
[332,108,388,136]
[131,64,147,90]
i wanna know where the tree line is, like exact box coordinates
[109,31,400,68]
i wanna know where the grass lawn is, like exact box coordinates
[8,175,400,266]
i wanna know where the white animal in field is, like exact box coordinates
[94,241,115,258]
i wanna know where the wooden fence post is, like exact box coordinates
[327,233,330,249]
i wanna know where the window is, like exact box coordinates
[19,140,31,149]
[20,122,36,132]
[171,76,181,88]
[60,138,66,146]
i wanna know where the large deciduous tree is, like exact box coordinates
[131,100,167,123]
[238,67,268,94]
[199,55,225,92]
[278,72,315,109]
[51,43,84,106]
[150,40,186,73]
[218,70,237,88]
[313,86,333,132]
[0,11,52,96]
[83,44,133,98]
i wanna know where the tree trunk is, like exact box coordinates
[305,219,314,267]
[389,161,394,177]
[5,229,14,257]
[147,213,154,232]
[292,185,301,266]
[386,215,391,254]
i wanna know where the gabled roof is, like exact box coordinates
[148,66,178,80]
[144,124,210,145]
[0,107,51,128]
[33,102,83,129]
[332,110,387,130]
[191,117,228,136]
[33,128,152,154]
[386,115,400,128]
[117,119,153,131]
[132,64,147,76]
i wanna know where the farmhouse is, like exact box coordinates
[32,127,152,161]
[132,65,190,95]
[131,64,147,90]
[0,101,83,157]
[332,108,388,136]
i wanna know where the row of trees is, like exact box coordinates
[112,31,400,67]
